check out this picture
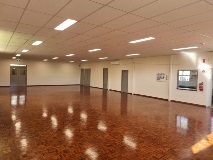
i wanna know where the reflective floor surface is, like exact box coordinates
[0,86,213,160]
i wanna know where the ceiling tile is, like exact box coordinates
[0,41,9,45]
[20,10,53,26]
[168,10,213,27]
[0,4,24,22]
[13,32,33,39]
[132,0,199,18]
[0,45,6,51]
[65,22,96,34]
[57,0,103,21]
[0,30,13,38]
[84,26,113,37]
[63,35,91,45]
[16,23,41,34]
[102,14,144,30]
[0,0,28,8]
[182,20,213,31]
[43,38,66,45]
[35,28,59,37]
[152,1,213,23]
[82,6,125,25]
[5,46,19,53]
[45,16,67,29]
[119,19,161,33]
[85,37,105,45]
[27,0,70,15]
[108,0,157,12]
[155,28,187,39]
[0,20,17,32]
[29,35,50,42]
[18,44,35,50]
[52,31,78,39]
[89,0,113,5]
[10,37,28,44]
[134,24,174,35]
[8,42,24,47]
[99,30,127,40]
[195,27,213,37]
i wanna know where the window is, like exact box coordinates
[20,69,26,75]
[177,70,198,91]
[12,68,17,75]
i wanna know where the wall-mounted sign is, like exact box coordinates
[156,73,166,82]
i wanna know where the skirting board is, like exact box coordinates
[0,84,80,87]
[170,100,206,108]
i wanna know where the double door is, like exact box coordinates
[10,66,27,86]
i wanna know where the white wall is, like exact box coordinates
[171,53,212,106]
[81,56,170,99]
[134,56,170,99]
[81,59,134,92]
[81,53,213,106]
[0,59,80,86]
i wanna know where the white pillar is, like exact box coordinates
[169,55,173,101]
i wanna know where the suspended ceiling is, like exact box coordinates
[0,0,213,62]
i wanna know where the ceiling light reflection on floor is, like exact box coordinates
[80,111,87,122]
[11,110,16,121]
[51,116,58,129]
[97,121,107,132]
[20,138,28,152]
[85,147,98,160]
[68,106,73,114]
[123,135,137,150]
[42,108,48,118]
[15,121,21,136]
[64,128,74,140]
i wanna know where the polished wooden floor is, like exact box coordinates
[0,86,213,160]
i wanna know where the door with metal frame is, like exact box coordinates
[10,66,27,87]
[80,69,85,85]
[103,68,108,89]
[84,69,91,86]
[121,70,128,93]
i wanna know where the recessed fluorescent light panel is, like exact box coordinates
[32,41,43,46]
[69,61,74,63]
[129,37,155,44]
[88,49,101,52]
[54,19,77,31]
[22,50,29,52]
[172,46,198,51]
[81,60,88,62]
[52,57,58,59]
[16,54,21,56]
[99,57,108,60]
[66,54,75,56]
[126,54,140,56]
[43,59,48,61]
[12,57,16,59]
